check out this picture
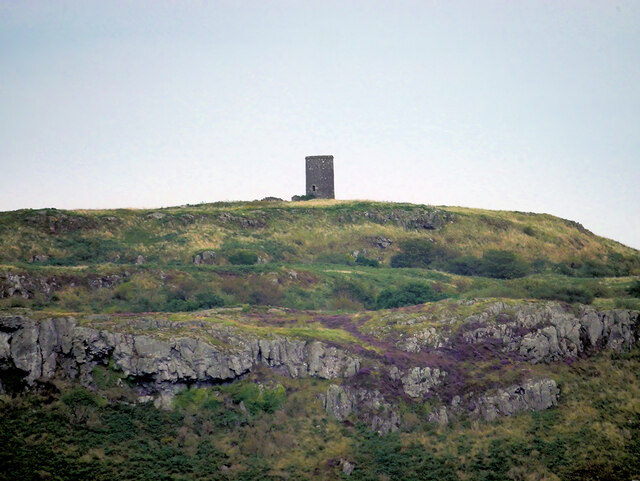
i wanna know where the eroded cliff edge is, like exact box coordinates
[1,300,638,433]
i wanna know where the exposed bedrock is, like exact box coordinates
[427,378,560,425]
[401,302,639,363]
[0,315,360,406]
[321,384,401,434]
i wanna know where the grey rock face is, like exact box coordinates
[10,321,42,384]
[399,326,448,352]
[322,384,400,434]
[516,307,639,363]
[217,212,266,229]
[373,237,393,249]
[455,302,639,363]
[193,251,217,265]
[323,384,357,421]
[89,274,128,289]
[339,459,355,476]
[471,378,560,421]
[428,378,560,424]
[389,365,446,398]
[0,315,360,405]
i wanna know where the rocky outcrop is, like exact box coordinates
[345,208,455,230]
[25,209,98,234]
[88,274,129,289]
[373,237,393,249]
[0,273,62,299]
[428,378,560,424]
[0,315,360,407]
[403,301,639,362]
[322,384,400,434]
[1,272,130,299]
[399,325,448,352]
[193,251,217,265]
[217,212,266,229]
[389,365,446,398]
[470,378,560,421]
[516,308,638,362]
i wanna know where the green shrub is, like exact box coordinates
[228,250,258,265]
[444,256,484,276]
[332,278,376,309]
[627,279,640,298]
[552,262,576,276]
[530,285,594,304]
[578,260,614,278]
[49,236,121,265]
[531,258,549,273]
[355,256,379,267]
[390,239,452,268]
[375,282,446,309]
[194,291,225,308]
[444,250,529,279]
[478,250,530,279]
[231,383,286,415]
[61,387,101,408]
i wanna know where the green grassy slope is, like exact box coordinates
[1,199,637,266]
[1,200,638,313]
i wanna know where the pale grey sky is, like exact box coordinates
[1,1,639,248]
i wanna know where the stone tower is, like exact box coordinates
[305,155,335,199]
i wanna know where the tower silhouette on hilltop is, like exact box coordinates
[305,155,335,199]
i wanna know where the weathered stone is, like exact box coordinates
[340,459,355,476]
[10,321,41,384]
[0,332,11,361]
[323,385,357,420]
[373,237,393,249]
[470,378,560,421]
[0,314,361,407]
[389,365,446,398]
[322,384,400,434]
[193,251,217,265]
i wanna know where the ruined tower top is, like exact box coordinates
[305,155,335,199]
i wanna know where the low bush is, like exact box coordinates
[390,239,452,268]
[332,278,376,309]
[375,282,446,309]
[355,256,379,267]
[444,256,484,276]
[228,250,259,265]
[230,383,286,415]
[530,285,595,304]
[445,250,529,279]
[479,250,530,279]
[627,279,640,298]
[578,260,614,278]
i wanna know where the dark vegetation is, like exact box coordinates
[375,282,445,309]
[1,347,639,480]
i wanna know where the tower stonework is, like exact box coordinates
[305,155,335,199]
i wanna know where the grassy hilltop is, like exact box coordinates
[0,199,638,313]
[1,199,640,481]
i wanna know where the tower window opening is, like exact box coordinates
[312,185,317,192]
